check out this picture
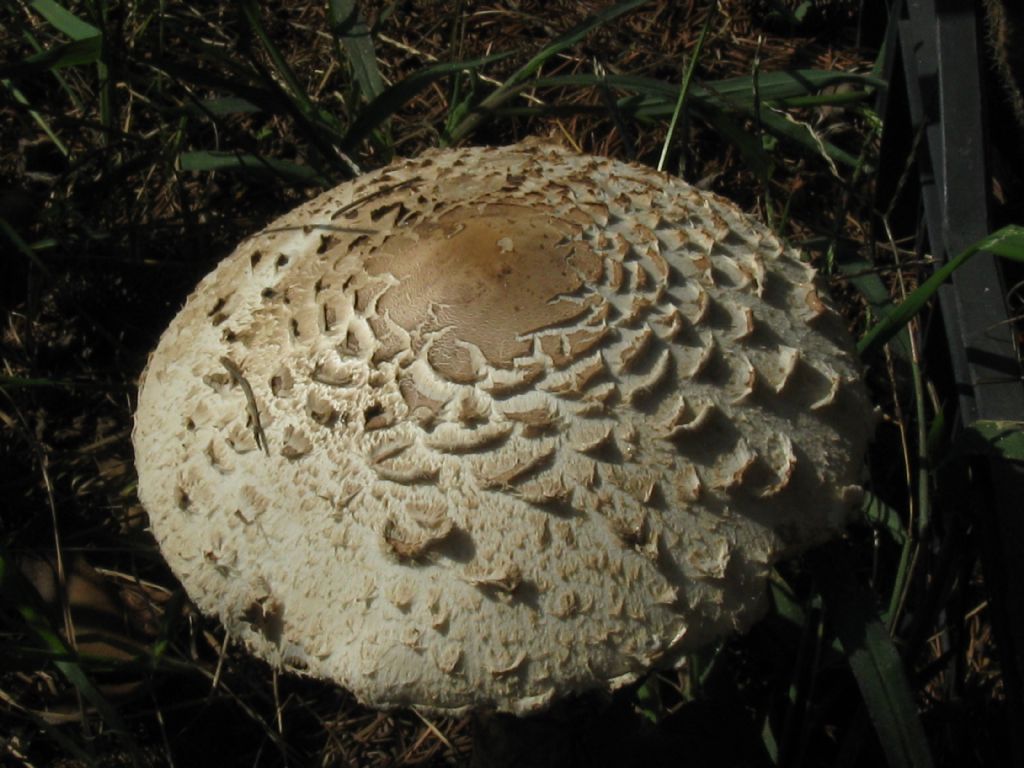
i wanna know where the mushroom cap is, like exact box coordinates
[134,142,872,715]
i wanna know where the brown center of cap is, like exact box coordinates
[366,204,604,381]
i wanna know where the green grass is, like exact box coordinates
[1,1,1017,766]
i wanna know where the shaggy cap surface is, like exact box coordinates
[134,142,872,714]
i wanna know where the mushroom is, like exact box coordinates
[134,142,872,722]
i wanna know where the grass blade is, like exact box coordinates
[342,49,514,150]
[179,151,330,186]
[150,59,277,112]
[235,0,353,175]
[0,375,127,391]
[2,79,70,155]
[237,0,340,133]
[514,70,872,168]
[835,251,912,360]
[746,104,860,169]
[862,491,909,546]
[697,95,776,178]
[858,224,1024,358]
[198,96,263,115]
[527,70,881,109]
[0,36,101,77]
[710,69,884,105]
[1,217,52,273]
[0,547,140,755]
[444,0,647,144]
[811,549,935,768]
[503,0,646,86]
[658,10,714,171]
[958,420,1024,460]
[28,0,99,40]
[329,0,385,101]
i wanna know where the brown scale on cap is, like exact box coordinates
[134,142,873,716]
